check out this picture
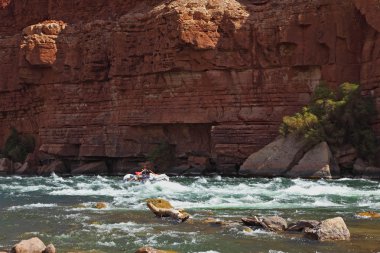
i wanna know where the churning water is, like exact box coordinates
[0,175,379,252]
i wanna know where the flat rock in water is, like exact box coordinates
[304,217,350,241]
[242,216,288,231]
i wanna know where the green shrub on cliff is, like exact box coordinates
[3,128,35,162]
[280,82,377,160]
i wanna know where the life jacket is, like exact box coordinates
[135,171,142,175]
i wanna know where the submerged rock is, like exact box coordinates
[10,237,46,253]
[95,202,107,209]
[135,246,177,253]
[242,215,288,232]
[356,211,380,218]
[304,217,350,241]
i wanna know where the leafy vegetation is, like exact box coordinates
[3,128,35,162]
[280,82,378,160]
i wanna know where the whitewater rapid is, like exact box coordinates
[1,174,379,211]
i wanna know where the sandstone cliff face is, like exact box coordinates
[0,0,379,174]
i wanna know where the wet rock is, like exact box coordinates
[10,237,46,253]
[71,161,107,175]
[95,202,107,209]
[261,216,288,231]
[241,216,262,227]
[304,217,350,241]
[242,216,288,231]
[146,198,190,222]
[287,220,320,232]
[43,244,56,253]
[356,211,380,218]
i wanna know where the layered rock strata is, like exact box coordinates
[0,0,379,174]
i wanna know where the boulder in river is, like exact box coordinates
[287,220,320,232]
[95,202,107,209]
[304,217,350,241]
[146,198,190,222]
[10,237,46,253]
[242,215,288,232]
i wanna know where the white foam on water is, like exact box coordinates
[193,251,220,253]
[97,241,116,247]
[89,222,151,234]
[8,203,58,210]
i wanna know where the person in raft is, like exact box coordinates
[135,165,156,181]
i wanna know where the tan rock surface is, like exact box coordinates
[304,217,350,241]
[240,134,308,177]
[10,237,46,253]
[286,142,336,179]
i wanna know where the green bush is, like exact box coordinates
[3,128,35,162]
[280,82,378,160]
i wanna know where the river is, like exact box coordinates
[0,175,379,253]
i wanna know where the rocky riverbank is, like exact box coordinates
[1,133,379,179]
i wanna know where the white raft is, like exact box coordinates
[123,173,169,183]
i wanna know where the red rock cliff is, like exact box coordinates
[0,0,379,174]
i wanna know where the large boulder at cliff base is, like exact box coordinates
[10,237,46,253]
[304,217,350,241]
[286,142,337,178]
[240,134,309,177]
